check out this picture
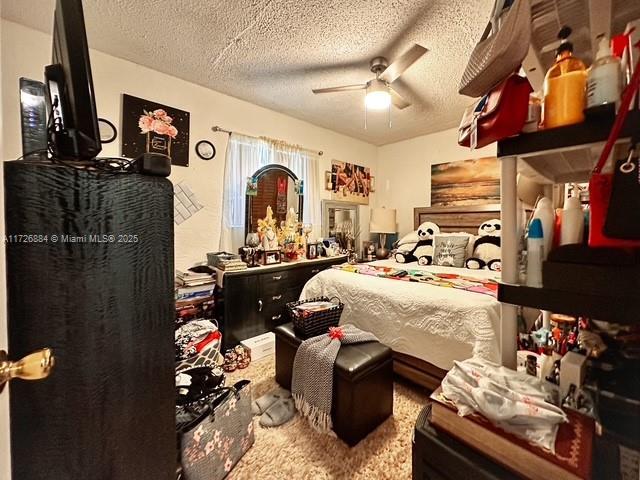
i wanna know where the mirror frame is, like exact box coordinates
[245,164,303,239]
[321,200,360,240]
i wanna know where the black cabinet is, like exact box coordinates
[5,160,175,480]
[217,256,346,348]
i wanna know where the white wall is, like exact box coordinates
[376,127,497,236]
[0,15,11,480]
[1,20,378,270]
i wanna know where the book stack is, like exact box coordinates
[176,270,216,299]
[206,252,247,272]
[429,387,594,480]
[216,258,248,272]
[175,270,216,325]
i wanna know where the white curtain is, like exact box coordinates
[219,134,321,252]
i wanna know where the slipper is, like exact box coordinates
[259,398,296,427]
[251,387,291,416]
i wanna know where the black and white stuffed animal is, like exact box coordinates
[394,221,440,265]
[466,219,501,271]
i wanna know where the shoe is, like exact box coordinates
[259,398,296,427]
[251,387,291,416]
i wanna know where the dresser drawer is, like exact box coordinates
[261,288,298,326]
[259,269,294,295]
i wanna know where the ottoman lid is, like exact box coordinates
[274,323,391,381]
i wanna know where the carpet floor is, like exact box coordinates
[226,355,430,480]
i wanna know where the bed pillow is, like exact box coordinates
[432,235,470,268]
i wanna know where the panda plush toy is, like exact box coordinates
[466,219,501,271]
[394,221,440,265]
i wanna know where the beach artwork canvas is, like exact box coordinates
[430,157,500,206]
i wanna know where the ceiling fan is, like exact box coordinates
[312,43,428,111]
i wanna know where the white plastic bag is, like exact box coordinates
[441,357,567,452]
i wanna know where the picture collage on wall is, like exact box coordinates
[121,94,191,167]
[329,160,373,205]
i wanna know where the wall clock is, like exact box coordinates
[195,140,216,160]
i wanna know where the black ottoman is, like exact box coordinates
[274,323,393,446]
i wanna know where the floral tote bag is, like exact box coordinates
[179,380,254,480]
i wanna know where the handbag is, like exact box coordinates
[458,73,532,149]
[458,0,532,98]
[589,55,640,248]
[178,380,254,480]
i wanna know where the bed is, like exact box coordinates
[302,204,503,389]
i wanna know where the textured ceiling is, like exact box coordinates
[1,0,494,145]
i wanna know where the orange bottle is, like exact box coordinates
[542,27,588,129]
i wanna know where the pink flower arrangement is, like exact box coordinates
[138,108,178,139]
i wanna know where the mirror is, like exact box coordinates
[246,164,303,238]
[322,200,359,243]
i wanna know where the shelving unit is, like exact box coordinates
[497,112,640,368]
[494,0,640,368]
[497,283,637,324]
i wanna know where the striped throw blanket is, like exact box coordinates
[291,325,378,433]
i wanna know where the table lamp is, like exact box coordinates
[370,207,396,259]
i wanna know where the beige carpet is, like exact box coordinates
[226,355,430,480]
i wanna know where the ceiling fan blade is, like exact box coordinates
[379,44,428,84]
[312,84,367,94]
[389,88,411,109]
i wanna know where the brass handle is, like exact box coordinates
[0,348,55,394]
[272,294,282,301]
[271,314,282,321]
[272,275,282,281]
[258,299,263,312]
[311,268,320,274]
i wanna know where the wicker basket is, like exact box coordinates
[286,296,344,339]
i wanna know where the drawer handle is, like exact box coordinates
[272,275,282,281]
[258,299,263,312]
[271,314,282,321]
[272,294,282,301]
[311,268,320,274]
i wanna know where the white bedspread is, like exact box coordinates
[301,259,501,370]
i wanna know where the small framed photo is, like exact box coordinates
[306,242,318,260]
[325,171,333,191]
[261,249,282,265]
[294,179,304,195]
[246,177,258,196]
[362,240,376,261]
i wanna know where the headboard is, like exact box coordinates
[414,204,502,234]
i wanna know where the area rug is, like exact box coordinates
[226,355,430,479]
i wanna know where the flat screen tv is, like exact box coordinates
[45,0,101,160]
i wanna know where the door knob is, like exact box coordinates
[0,348,55,394]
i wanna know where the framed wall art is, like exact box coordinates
[430,157,500,207]
[121,94,190,167]
[329,160,372,205]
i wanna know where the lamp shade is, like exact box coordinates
[370,207,396,233]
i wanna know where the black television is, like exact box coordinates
[45,0,101,160]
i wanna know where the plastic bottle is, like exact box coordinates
[560,194,584,245]
[587,36,622,108]
[526,218,544,288]
[532,197,554,259]
[542,26,588,129]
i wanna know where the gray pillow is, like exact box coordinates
[432,235,470,268]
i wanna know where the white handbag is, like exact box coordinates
[458,0,532,98]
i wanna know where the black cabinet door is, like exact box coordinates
[5,162,175,480]
[223,274,261,347]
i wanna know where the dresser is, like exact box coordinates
[216,256,346,348]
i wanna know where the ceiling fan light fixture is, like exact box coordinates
[365,79,391,110]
